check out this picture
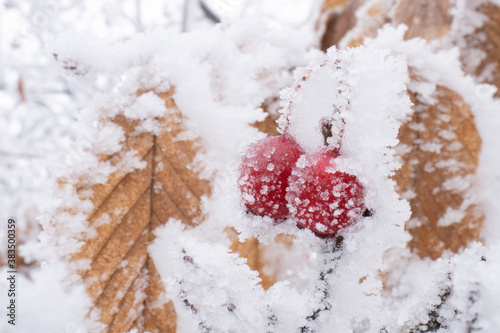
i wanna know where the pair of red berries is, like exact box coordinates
[238,135,366,236]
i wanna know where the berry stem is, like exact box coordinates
[300,236,344,332]
[321,121,333,147]
[320,105,346,151]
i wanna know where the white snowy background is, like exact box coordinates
[1,0,500,332]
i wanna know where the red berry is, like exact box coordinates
[286,149,365,236]
[239,135,303,220]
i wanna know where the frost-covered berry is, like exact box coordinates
[238,135,303,220]
[286,149,364,236]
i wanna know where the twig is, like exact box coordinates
[135,0,144,32]
[182,0,191,32]
[0,148,45,158]
[300,236,344,332]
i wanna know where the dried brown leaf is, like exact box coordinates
[322,0,348,12]
[251,114,280,137]
[17,77,26,103]
[474,2,500,97]
[229,237,273,289]
[69,89,211,332]
[321,0,454,50]
[251,98,281,136]
[394,86,483,259]
[229,234,294,290]
[394,0,453,41]
[320,0,367,51]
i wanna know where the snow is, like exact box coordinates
[3,1,500,332]
[0,261,90,333]
[442,0,489,77]
[151,220,268,332]
[382,242,500,332]
[437,207,467,227]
